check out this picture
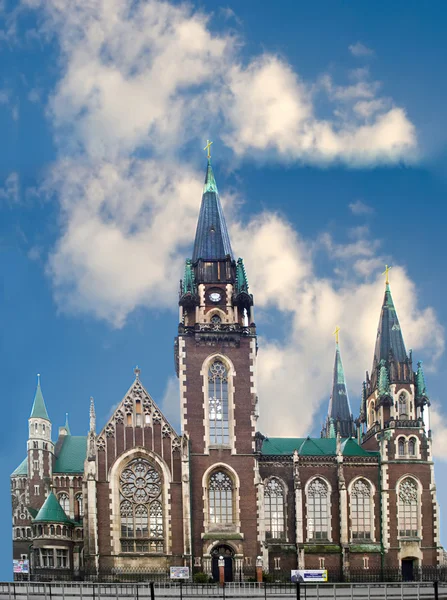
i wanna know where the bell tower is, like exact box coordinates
[175,150,259,577]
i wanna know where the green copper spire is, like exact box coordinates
[373,282,408,367]
[378,359,391,397]
[33,492,71,524]
[30,374,50,421]
[328,418,336,439]
[236,258,249,294]
[323,337,355,438]
[182,259,197,295]
[416,361,429,401]
[203,159,218,194]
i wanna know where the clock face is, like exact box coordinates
[209,292,222,303]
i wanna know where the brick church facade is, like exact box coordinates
[11,157,442,582]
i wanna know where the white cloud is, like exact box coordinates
[349,42,375,57]
[159,376,181,432]
[349,199,374,215]
[0,172,19,204]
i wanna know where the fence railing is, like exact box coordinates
[1,581,447,600]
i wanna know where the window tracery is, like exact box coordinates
[398,478,419,537]
[306,478,329,541]
[209,471,233,524]
[350,479,372,540]
[398,393,408,418]
[208,361,229,445]
[119,458,164,553]
[264,478,285,539]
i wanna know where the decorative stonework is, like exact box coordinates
[115,410,124,424]
[97,436,105,451]
[105,423,115,438]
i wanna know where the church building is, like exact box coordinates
[11,153,441,582]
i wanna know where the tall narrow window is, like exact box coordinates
[398,478,419,537]
[209,471,233,524]
[265,478,285,539]
[350,479,372,540]
[75,493,83,518]
[398,393,408,419]
[119,458,164,553]
[408,438,416,456]
[307,478,329,540]
[398,437,406,457]
[59,493,69,514]
[208,361,229,445]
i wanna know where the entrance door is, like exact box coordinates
[401,559,414,581]
[211,545,234,582]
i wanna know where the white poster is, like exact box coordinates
[291,569,328,582]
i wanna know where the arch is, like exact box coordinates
[202,463,241,533]
[206,308,227,323]
[109,447,172,555]
[305,476,332,542]
[58,493,69,514]
[408,437,417,457]
[398,393,408,419]
[264,477,286,540]
[201,353,236,450]
[75,493,83,518]
[348,477,375,541]
[398,437,406,457]
[397,475,421,538]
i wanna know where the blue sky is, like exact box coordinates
[1,0,447,580]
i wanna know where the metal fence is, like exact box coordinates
[1,581,447,600]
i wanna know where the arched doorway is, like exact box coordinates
[211,544,234,582]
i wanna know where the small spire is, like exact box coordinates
[416,361,429,402]
[378,359,391,397]
[64,413,71,435]
[89,396,96,432]
[134,365,141,379]
[30,374,50,421]
[182,259,197,295]
[235,258,249,294]
[324,339,354,438]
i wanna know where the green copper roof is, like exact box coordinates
[236,258,249,294]
[261,437,375,457]
[54,436,87,473]
[192,160,234,262]
[373,284,408,368]
[11,457,28,476]
[33,492,71,524]
[30,376,50,421]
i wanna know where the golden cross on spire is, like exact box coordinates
[333,326,340,345]
[383,264,392,285]
[204,139,213,160]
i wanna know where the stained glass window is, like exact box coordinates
[209,361,229,445]
[265,478,285,539]
[398,478,419,537]
[350,479,372,540]
[119,458,164,553]
[307,478,329,540]
[209,471,233,524]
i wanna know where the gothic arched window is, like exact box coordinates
[398,393,408,419]
[408,438,416,456]
[208,361,229,445]
[350,479,372,540]
[59,493,69,514]
[209,471,233,524]
[265,478,285,539]
[119,458,164,553]
[75,493,83,518]
[306,478,329,541]
[398,478,419,538]
[398,437,406,457]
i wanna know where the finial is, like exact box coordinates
[134,365,141,379]
[37,373,41,385]
[333,326,340,345]
[382,264,392,285]
[204,139,213,161]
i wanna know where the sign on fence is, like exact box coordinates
[13,560,29,574]
[170,567,190,579]
[291,569,328,583]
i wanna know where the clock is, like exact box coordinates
[209,292,222,303]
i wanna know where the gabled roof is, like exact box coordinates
[261,436,377,457]
[192,160,234,262]
[11,457,28,476]
[54,436,87,473]
[30,376,50,421]
[33,492,71,524]
[373,284,408,367]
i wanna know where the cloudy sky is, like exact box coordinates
[1,0,447,578]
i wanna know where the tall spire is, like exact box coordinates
[322,334,354,438]
[64,413,71,435]
[192,157,234,262]
[30,374,50,421]
[373,282,408,367]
